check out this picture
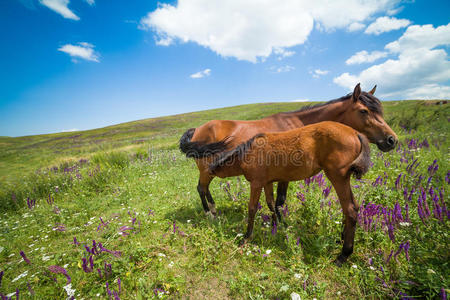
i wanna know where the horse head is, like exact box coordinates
[343,83,398,152]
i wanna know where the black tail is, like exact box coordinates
[179,128,229,158]
[209,134,264,175]
[348,134,371,179]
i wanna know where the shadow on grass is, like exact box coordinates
[165,200,341,266]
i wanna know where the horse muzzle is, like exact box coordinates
[376,135,397,152]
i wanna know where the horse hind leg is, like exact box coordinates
[275,181,289,222]
[264,183,278,227]
[326,171,359,266]
[197,171,216,219]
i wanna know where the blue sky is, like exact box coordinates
[1,0,449,137]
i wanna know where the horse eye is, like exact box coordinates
[360,109,368,114]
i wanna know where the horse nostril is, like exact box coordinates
[387,135,396,146]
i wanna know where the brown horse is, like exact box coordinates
[180,84,397,220]
[209,121,371,265]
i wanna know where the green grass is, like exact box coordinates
[0,100,448,299]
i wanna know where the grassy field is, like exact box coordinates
[0,100,448,299]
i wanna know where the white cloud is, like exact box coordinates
[84,0,94,6]
[346,50,388,65]
[140,0,400,62]
[347,22,366,32]
[58,42,100,62]
[365,16,411,35]
[190,69,211,79]
[334,23,450,99]
[39,0,79,20]
[310,69,329,78]
[385,24,450,53]
[274,48,296,60]
[273,65,295,73]
[291,99,310,102]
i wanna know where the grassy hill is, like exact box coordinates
[0,100,448,299]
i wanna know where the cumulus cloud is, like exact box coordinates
[334,23,450,99]
[58,42,100,62]
[84,0,95,5]
[347,22,366,32]
[39,0,79,20]
[310,69,329,78]
[190,69,211,79]
[346,50,388,65]
[140,0,399,62]
[365,16,411,35]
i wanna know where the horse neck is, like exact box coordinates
[290,99,350,125]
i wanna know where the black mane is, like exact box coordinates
[285,91,383,115]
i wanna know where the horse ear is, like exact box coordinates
[353,83,361,102]
[369,85,377,95]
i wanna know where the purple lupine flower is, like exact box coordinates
[117,278,121,294]
[296,192,305,203]
[395,174,402,189]
[26,281,34,296]
[0,270,3,288]
[53,223,66,232]
[48,265,71,284]
[296,237,301,246]
[113,290,120,300]
[404,241,410,261]
[172,221,178,234]
[20,251,31,265]
[322,186,331,198]
[271,222,277,235]
[81,257,93,273]
[261,214,270,223]
[446,171,450,184]
[440,287,447,300]
[386,250,393,264]
[394,244,404,262]
[47,194,54,205]
[73,237,80,246]
[369,258,373,265]
[405,203,410,222]
[106,282,112,297]
[15,289,19,300]
[97,268,102,278]
[98,243,121,257]
[256,201,262,211]
[147,209,154,216]
[89,255,94,270]
[97,217,109,232]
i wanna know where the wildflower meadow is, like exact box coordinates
[0,100,448,299]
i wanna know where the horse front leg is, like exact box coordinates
[326,172,359,266]
[241,182,263,245]
[275,181,289,222]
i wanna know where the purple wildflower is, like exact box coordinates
[20,251,31,265]
[48,265,71,284]
[395,173,402,189]
[106,282,112,297]
[118,278,121,294]
[73,237,80,246]
[261,214,270,223]
[0,270,3,288]
[440,288,447,300]
[113,291,120,300]
[271,222,277,235]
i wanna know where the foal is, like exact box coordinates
[209,121,371,265]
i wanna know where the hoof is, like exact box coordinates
[334,255,347,267]
[205,211,216,220]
